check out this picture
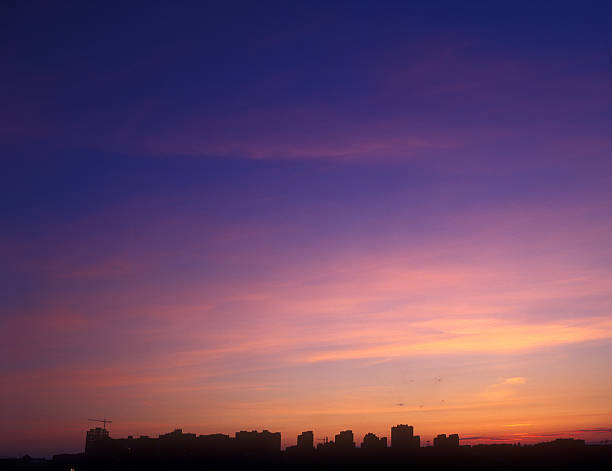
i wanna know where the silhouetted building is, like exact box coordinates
[434,433,459,448]
[334,430,355,450]
[84,427,256,459]
[391,424,420,450]
[297,431,314,450]
[361,433,387,450]
[159,428,195,439]
[86,427,109,444]
[316,437,334,452]
[85,427,111,455]
[157,429,197,457]
[67,425,612,470]
[535,438,586,449]
[235,430,281,453]
[197,433,232,454]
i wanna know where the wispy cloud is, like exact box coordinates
[503,377,527,385]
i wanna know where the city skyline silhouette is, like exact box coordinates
[2,1,612,468]
[4,422,611,470]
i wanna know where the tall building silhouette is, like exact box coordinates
[85,427,110,455]
[297,431,314,450]
[334,430,355,450]
[391,424,420,450]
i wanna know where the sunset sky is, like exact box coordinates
[2,0,612,458]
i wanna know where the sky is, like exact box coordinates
[1,0,612,458]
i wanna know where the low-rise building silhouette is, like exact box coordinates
[433,433,460,448]
[235,430,281,453]
[534,438,586,449]
[197,432,232,453]
[85,427,280,458]
[316,437,334,451]
[158,429,197,456]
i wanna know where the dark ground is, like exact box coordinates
[3,445,612,471]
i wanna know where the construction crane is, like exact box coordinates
[88,418,112,430]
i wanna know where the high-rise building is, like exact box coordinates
[334,430,355,450]
[85,427,111,455]
[86,427,109,442]
[391,424,420,450]
[297,431,314,450]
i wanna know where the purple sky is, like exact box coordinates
[1,0,612,457]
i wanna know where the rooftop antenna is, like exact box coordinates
[88,418,112,430]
